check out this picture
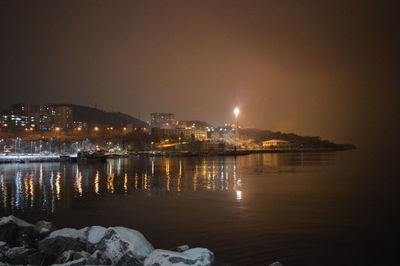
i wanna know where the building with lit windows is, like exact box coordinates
[262,139,291,149]
[30,104,56,131]
[151,127,207,141]
[0,113,36,131]
[150,113,176,128]
[54,106,73,129]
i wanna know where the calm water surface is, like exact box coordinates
[0,150,399,265]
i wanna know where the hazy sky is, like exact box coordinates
[1,1,399,148]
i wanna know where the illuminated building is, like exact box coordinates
[176,120,212,130]
[151,127,207,141]
[54,106,73,129]
[150,113,176,128]
[73,121,88,130]
[31,104,56,131]
[0,113,36,130]
[262,139,291,149]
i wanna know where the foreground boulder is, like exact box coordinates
[39,236,86,257]
[144,248,214,266]
[0,216,31,245]
[3,246,38,265]
[0,215,55,247]
[87,226,154,265]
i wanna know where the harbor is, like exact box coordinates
[0,146,353,163]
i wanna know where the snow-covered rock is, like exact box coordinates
[34,220,56,235]
[87,226,107,244]
[38,227,89,257]
[4,246,36,265]
[175,244,190,252]
[48,227,88,242]
[0,216,43,247]
[0,241,8,251]
[53,257,86,266]
[88,226,154,265]
[144,248,214,266]
[39,236,86,256]
[0,216,32,227]
[268,262,283,266]
[53,249,112,265]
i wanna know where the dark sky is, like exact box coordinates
[1,1,399,148]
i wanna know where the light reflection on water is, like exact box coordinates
[0,156,248,213]
[0,153,334,214]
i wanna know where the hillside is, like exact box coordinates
[239,128,356,149]
[53,104,147,128]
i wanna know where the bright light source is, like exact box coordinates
[236,190,242,201]
[234,107,240,118]
[94,126,99,131]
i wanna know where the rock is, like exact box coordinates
[53,250,112,266]
[144,248,214,266]
[0,222,18,244]
[0,241,8,251]
[87,250,112,265]
[0,216,37,246]
[34,220,56,236]
[16,230,37,248]
[27,251,44,265]
[4,246,36,265]
[0,216,32,228]
[174,244,190,252]
[53,250,78,264]
[86,225,106,244]
[88,226,154,265]
[39,236,86,257]
[48,227,88,242]
[115,251,142,266]
[268,262,283,266]
[52,257,86,266]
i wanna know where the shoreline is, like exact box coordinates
[0,147,355,164]
[0,148,354,164]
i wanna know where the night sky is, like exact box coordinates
[1,1,399,149]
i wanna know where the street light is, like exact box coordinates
[233,107,240,147]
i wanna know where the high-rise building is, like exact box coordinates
[150,113,176,128]
[54,106,73,129]
[0,113,36,130]
[29,104,56,131]
[11,103,30,114]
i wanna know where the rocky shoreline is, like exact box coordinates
[0,215,282,266]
